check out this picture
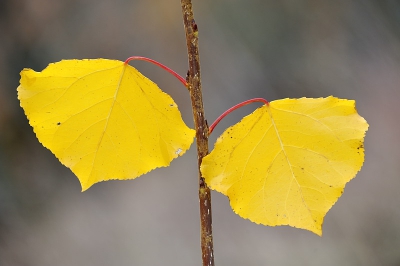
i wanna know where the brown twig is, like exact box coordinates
[180,1,215,265]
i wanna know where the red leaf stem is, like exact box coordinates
[208,98,269,135]
[125,56,188,87]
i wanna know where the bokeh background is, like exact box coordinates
[1,0,399,265]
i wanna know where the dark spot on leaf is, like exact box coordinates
[57,122,61,126]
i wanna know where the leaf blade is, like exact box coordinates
[18,59,195,191]
[201,96,368,235]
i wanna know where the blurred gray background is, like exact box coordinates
[0,0,399,265]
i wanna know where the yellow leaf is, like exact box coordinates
[201,96,368,235]
[18,59,195,191]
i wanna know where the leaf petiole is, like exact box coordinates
[125,56,188,87]
[208,98,269,135]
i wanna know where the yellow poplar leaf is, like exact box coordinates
[201,96,368,235]
[18,59,195,191]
